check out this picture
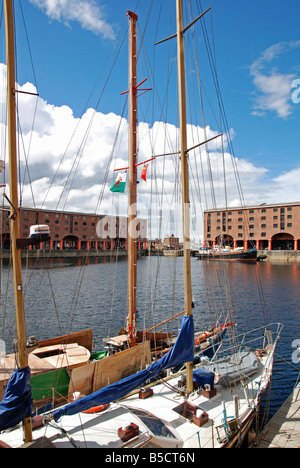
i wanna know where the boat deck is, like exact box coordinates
[253,381,300,448]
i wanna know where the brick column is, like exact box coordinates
[268,239,272,250]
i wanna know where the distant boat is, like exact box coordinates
[163,249,183,257]
[197,247,257,262]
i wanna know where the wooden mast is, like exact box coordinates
[127,11,138,347]
[4,0,32,442]
[176,0,193,395]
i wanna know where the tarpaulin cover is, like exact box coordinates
[53,315,194,421]
[193,368,215,389]
[0,367,32,432]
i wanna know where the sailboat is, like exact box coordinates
[0,0,228,436]
[0,1,283,449]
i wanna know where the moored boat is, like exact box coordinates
[197,248,257,261]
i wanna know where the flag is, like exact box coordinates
[110,172,127,193]
[141,164,149,182]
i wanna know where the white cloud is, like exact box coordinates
[250,41,300,119]
[29,0,115,39]
[3,61,300,241]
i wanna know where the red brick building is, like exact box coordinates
[204,202,300,251]
[0,207,147,251]
[164,234,180,250]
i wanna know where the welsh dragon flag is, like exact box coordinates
[110,172,127,193]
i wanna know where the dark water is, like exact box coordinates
[1,255,299,419]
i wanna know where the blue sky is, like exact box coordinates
[1,0,300,240]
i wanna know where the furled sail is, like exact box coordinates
[53,315,194,421]
[0,367,32,432]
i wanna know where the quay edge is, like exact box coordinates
[1,249,300,261]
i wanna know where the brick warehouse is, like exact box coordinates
[0,207,148,251]
[203,202,300,251]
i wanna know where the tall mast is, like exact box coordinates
[127,11,138,347]
[176,0,193,394]
[4,0,32,442]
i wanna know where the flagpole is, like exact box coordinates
[127,11,138,347]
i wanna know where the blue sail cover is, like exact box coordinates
[53,315,194,422]
[0,367,32,432]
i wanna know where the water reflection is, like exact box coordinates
[1,256,299,416]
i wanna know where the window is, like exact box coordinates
[261,216,266,220]
[238,225,243,229]
[273,208,278,212]
[273,216,278,220]
[261,233,266,237]
[273,224,278,228]
[281,223,285,230]
[261,209,266,213]
[261,224,266,228]
[131,408,176,439]
[249,217,254,221]
[287,223,292,228]
[249,224,254,229]
[249,210,254,213]
[287,207,292,211]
